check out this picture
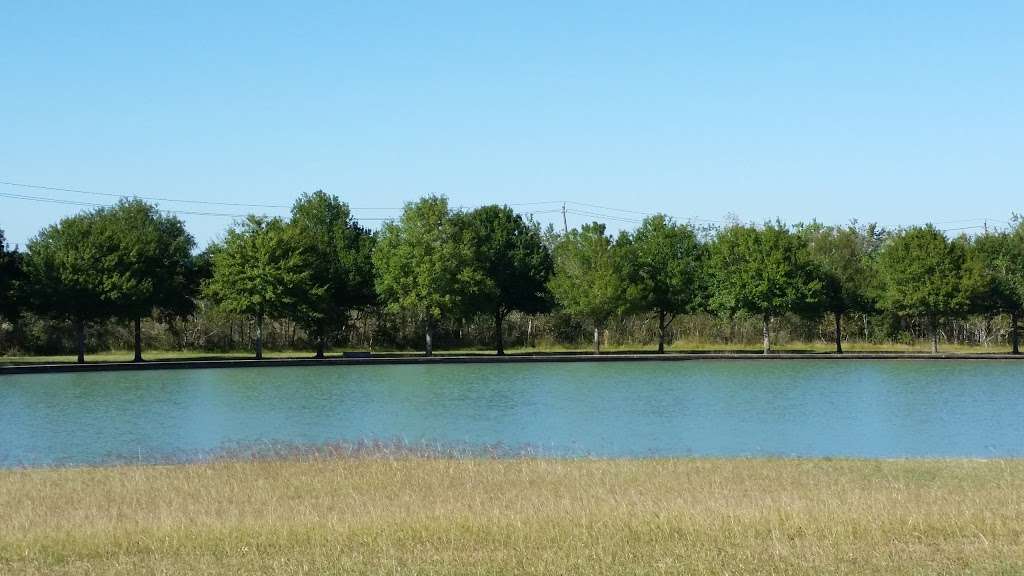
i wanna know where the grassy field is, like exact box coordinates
[2,458,1023,575]
[0,341,1015,365]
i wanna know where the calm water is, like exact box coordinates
[1,361,1023,465]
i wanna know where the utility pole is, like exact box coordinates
[561,202,568,233]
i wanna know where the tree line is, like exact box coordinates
[1,193,1023,362]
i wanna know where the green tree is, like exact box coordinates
[95,200,197,362]
[288,191,376,358]
[204,216,309,359]
[548,222,624,354]
[708,222,822,354]
[23,213,114,363]
[877,225,974,353]
[0,228,22,322]
[797,222,876,353]
[967,226,1024,354]
[373,196,485,356]
[618,215,706,353]
[459,205,553,355]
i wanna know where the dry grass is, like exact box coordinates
[1,340,1014,365]
[2,458,1023,575]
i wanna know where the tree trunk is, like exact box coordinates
[762,314,771,355]
[255,313,264,360]
[657,310,667,354]
[495,309,505,356]
[75,319,86,364]
[526,317,533,349]
[425,318,434,357]
[930,317,939,354]
[315,335,326,359]
[133,317,144,362]
[1011,312,1020,355]
[593,325,600,355]
[833,312,843,354]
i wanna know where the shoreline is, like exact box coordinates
[2,350,1023,376]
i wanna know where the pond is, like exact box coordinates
[1,360,1022,466]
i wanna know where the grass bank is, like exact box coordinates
[0,341,1015,366]
[2,458,1022,575]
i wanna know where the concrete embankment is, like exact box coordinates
[1,351,1021,376]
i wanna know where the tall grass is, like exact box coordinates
[2,458,1022,574]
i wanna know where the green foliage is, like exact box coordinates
[459,205,553,317]
[0,229,22,321]
[11,196,1024,357]
[457,205,554,353]
[877,226,975,350]
[373,196,485,322]
[204,216,310,323]
[94,199,197,322]
[24,212,114,324]
[548,222,625,330]
[619,214,706,319]
[288,191,375,346]
[708,222,822,320]
[797,222,877,316]
[966,228,1024,317]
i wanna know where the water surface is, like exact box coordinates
[1,360,1022,465]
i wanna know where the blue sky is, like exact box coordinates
[2,1,1022,247]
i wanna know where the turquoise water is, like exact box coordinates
[1,361,1022,465]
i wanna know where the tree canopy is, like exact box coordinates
[797,222,877,353]
[708,222,822,353]
[91,199,197,361]
[877,225,975,353]
[965,225,1024,353]
[204,216,309,359]
[458,205,553,354]
[10,195,1024,357]
[0,228,21,322]
[372,196,485,355]
[288,191,376,357]
[548,222,624,354]
[23,212,115,362]
[618,215,706,353]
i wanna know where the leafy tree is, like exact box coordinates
[548,222,625,354]
[708,222,822,354]
[458,205,553,355]
[618,215,705,353]
[94,200,197,362]
[23,213,114,363]
[204,216,309,359]
[967,226,1024,354]
[373,196,485,356]
[0,228,22,322]
[288,191,376,358]
[797,222,876,353]
[877,225,974,353]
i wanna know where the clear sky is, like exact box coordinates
[2,1,1021,248]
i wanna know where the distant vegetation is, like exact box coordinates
[1,194,1023,362]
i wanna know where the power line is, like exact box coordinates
[0,191,251,218]
[0,180,293,210]
[566,208,643,224]
[0,191,399,220]
[2,178,1015,233]
[0,180,732,223]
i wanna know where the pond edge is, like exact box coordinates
[2,352,1022,376]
